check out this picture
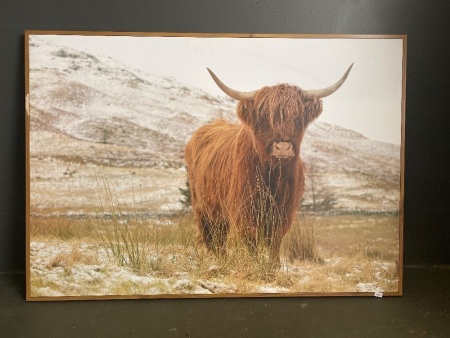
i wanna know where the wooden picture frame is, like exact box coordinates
[25,31,406,300]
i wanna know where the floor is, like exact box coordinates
[1,267,449,337]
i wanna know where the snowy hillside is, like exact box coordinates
[28,36,401,214]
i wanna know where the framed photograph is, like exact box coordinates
[25,31,406,300]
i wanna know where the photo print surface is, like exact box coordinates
[26,32,406,300]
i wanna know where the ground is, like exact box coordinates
[29,214,400,298]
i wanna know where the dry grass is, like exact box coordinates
[315,214,400,262]
[30,176,400,295]
[30,216,95,240]
[30,212,400,295]
[282,215,322,263]
[47,244,98,269]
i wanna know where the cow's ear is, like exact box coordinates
[304,97,323,122]
[236,100,256,127]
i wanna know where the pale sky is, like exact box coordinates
[36,34,405,144]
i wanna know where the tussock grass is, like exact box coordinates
[48,244,98,269]
[94,174,157,274]
[282,215,322,263]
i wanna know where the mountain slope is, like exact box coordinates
[28,36,401,213]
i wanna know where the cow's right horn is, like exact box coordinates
[207,68,256,101]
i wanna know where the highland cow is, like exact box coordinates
[185,64,353,264]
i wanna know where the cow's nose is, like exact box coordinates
[272,142,294,159]
[274,142,292,152]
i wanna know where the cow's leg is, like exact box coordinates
[269,240,281,267]
[198,213,228,256]
[244,228,281,268]
[242,230,258,256]
[268,229,284,267]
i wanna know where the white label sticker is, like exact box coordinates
[374,291,383,298]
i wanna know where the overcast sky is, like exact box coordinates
[37,34,405,144]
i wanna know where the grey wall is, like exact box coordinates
[1,0,449,272]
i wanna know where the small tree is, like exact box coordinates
[179,167,191,208]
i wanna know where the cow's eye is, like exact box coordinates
[257,119,269,131]
[294,116,303,128]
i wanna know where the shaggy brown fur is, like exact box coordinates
[185,83,323,263]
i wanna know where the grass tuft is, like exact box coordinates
[282,214,322,264]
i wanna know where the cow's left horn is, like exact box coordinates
[207,68,256,101]
[304,63,354,99]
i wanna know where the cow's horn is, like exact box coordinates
[304,63,354,99]
[207,68,256,101]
